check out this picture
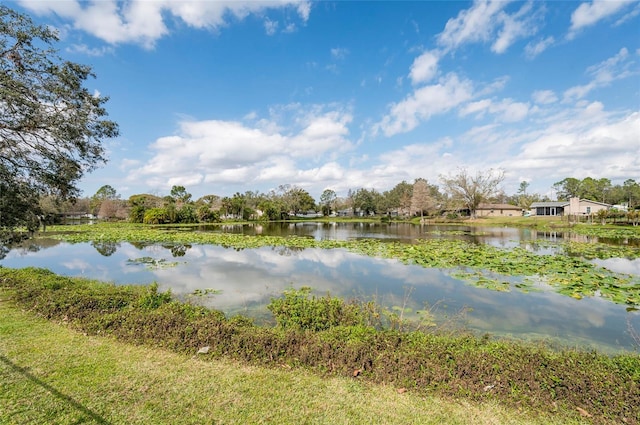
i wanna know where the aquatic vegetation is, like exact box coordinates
[2,267,639,424]
[562,241,640,260]
[43,223,640,306]
[127,257,181,269]
[569,225,640,241]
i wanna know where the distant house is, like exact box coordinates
[295,210,322,218]
[475,203,523,217]
[530,198,610,216]
[60,212,95,220]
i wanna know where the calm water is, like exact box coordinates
[2,223,639,354]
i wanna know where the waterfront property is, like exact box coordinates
[530,197,611,216]
[475,203,523,217]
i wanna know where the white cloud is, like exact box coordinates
[569,0,637,38]
[614,2,640,25]
[264,18,278,36]
[506,107,640,183]
[376,73,474,136]
[524,36,554,59]
[460,98,530,122]
[127,105,354,192]
[492,1,540,54]
[120,158,141,171]
[66,43,115,57]
[436,0,541,54]
[409,50,440,85]
[18,0,312,48]
[330,47,349,60]
[437,0,509,50]
[531,90,558,105]
[283,23,298,33]
[460,99,493,118]
[296,1,311,21]
[289,110,353,157]
[563,47,634,101]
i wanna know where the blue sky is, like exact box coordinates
[12,0,640,200]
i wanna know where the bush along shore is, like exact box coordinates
[1,267,639,425]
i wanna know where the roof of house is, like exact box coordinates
[477,203,522,210]
[530,201,567,208]
[578,199,611,207]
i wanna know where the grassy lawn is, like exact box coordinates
[0,297,587,425]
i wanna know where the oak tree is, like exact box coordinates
[1,6,118,239]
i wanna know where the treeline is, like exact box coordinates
[552,177,640,205]
[33,175,640,226]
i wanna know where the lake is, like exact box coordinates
[2,222,639,354]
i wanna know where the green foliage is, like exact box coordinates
[197,205,220,223]
[2,267,639,424]
[320,189,337,215]
[352,188,382,215]
[143,208,169,224]
[170,185,191,203]
[268,287,365,331]
[178,204,198,223]
[0,6,118,236]
[136,282,173,309]
[258,200,287,221]
[129,205,146,223]
[90,185,119,215]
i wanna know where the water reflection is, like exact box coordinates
[91,241,119,257]
[593,258,640,275]
[2,239,638,353]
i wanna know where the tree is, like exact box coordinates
[196,194,221,208]
[517,181,530,196]
[0,6,118,240]
[319,189,337,216]
[553,178,582,201]
[98,199,120,220]
[515,180,537,210]
[440,168,505,218]
[410,178,434,220]
[230,192,246,219]
[623,179,640,209]
[170,185,192,204]
[128,194,162,223]
[352,188,381,216]
[384,181,413,216]
[283,186,316,215]
[91,185,119,216]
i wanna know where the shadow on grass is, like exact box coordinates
[0,354,110,424]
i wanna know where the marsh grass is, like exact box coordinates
[1,267,638,424]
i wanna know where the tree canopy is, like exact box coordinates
[410,178,435,219]
[0,6,118,238]
[440,168,505,218]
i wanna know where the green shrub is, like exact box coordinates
[143,208,169,224]
[136,282,172,309]
[267,287,365,331]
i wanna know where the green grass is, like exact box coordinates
[0,298,585,425]
[1,267,638,425]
